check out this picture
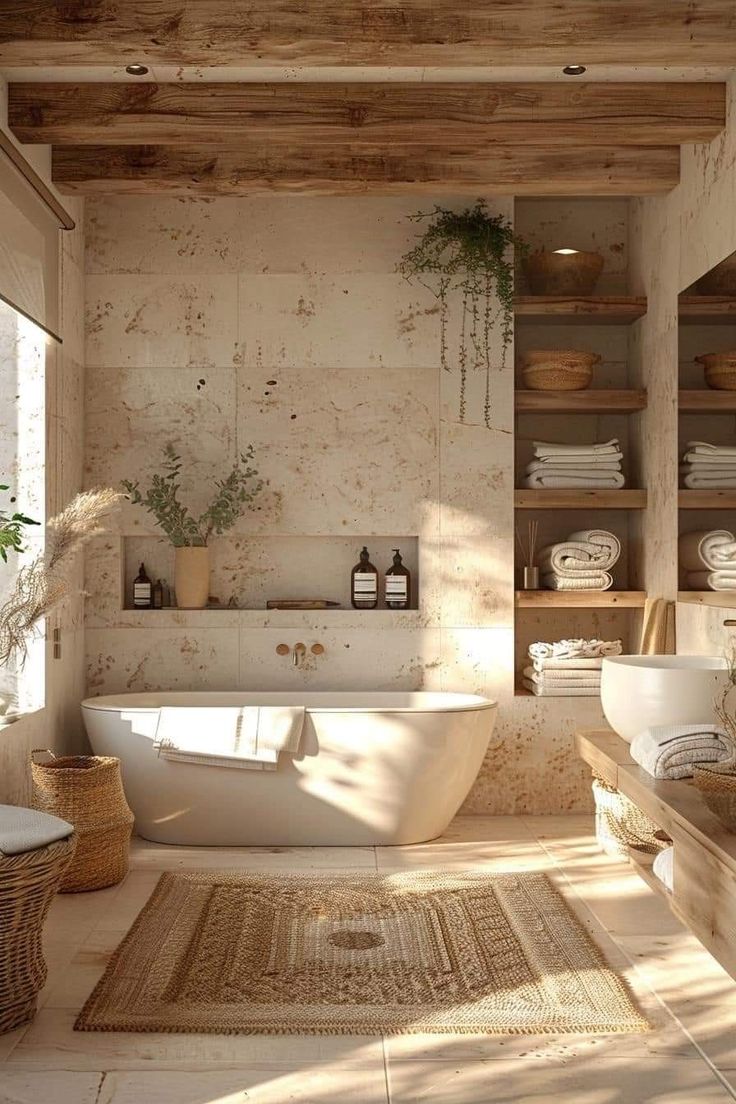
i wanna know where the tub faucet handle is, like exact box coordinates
[293,642,306,666]
[276,643,290,656]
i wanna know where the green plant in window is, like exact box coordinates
[0,484,39,562]
[398,201,525,428]
[122,443,263,547]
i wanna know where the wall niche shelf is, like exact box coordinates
[677,591,736,608]
[514,296,647,326]
[515,590,646,609]
[678,296,736,324]
[678,490,736,509]
[515,489,647,510]
[515,389,647,414]
[679,390,736,412]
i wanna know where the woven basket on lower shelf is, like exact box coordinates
[693,766,736,831]
[592,776,663,857]
[31,752,134,892]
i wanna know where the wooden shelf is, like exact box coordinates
[516,389,647,414]
[678,490,736,509]
[677,591,736,608]
[679,390,736,412]
[679,296,736,324]
[516,590,646,608]
[514,295,647,325]
[515,489,647,510]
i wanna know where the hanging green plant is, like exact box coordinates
[398,201,525,428]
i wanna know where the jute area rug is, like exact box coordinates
[76,869,648,1036]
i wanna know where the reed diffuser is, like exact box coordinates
[516,520,540,589]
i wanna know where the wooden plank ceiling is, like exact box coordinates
[1,2,733,196]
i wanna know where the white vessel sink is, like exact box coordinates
[600,654,729,744]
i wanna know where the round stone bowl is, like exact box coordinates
[600,654,729,744]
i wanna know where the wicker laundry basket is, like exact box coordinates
[0,833,76,1033]
[693,766,736,831]
[592,776,663,857]
[31,752,133,892]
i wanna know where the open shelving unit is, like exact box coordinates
[513,198,649,697]
[677,281,736,601]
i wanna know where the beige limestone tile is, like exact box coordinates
[386,1056,734,1103]
[435,535,515,628]
[85,626,240,696]
[85,366,237,531]
[0,1072,103,1103]
[86,275,239,368]
[7,1010,384,1071]
[375,837,555,874]
[97,1067,389,1103]
[238,626,441,692]
[236,364,439,536]
[129,838,376,871]
[238,273,443,370]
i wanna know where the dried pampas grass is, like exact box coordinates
[0,487,120,667]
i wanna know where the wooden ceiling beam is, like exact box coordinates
[51,143,680,197]
[8,81,726,147]
[1,1,735,67]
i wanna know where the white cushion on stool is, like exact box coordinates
[0,805,74,856]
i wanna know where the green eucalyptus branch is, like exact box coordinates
[122,443,263,547]
[0,483,39,563]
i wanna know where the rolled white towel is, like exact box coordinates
[630,723,735,780]
[525,470,625,489]
[679,529,736,571]
[652,847,674,893]
[686,571,736,591]
[528,638,622,661]
[542,572,614,591]
[539,530,621,575]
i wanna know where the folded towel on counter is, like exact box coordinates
[686,571,736,591]
[541,572,614,591]
[630,723,734,780]
[539,530,622,575]
[530,657,603,672]
[532,438,620,457]
[523,667,601,688]
[679,529,736,571]
[523,679,600,697]
[528,638,622,661]
[525,470,625,489]
[652,847,674,893]
[155,705,305,770]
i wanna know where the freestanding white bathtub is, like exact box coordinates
[81,691,496,847]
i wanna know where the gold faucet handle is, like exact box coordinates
[311,643,325,655]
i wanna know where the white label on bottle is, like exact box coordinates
[134,583,151,605]
[386,577,408,598]
[353,572,377,595]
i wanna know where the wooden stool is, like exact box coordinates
[0,806,76,1034]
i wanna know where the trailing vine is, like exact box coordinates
[398,201,524,428]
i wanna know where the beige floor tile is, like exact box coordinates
[522,814,595,839]
[0,1071,103,1103]
[97,1066,390,1103]
[6,1010,385,1071]
[386,1056,736,1103]
[375,838,553,873]
[129,840,377,871]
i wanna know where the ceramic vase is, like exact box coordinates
[174,546,209,609]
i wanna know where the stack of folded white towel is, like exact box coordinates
[524,438,624,489]
[538,528,621,591]
[681,441,736,488]
[630,723,735,779]
[523,636,623,697]
[679,529,736,591]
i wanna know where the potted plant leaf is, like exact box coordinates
[122,444,263,609]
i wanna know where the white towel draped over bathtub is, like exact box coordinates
[154,706,305,770]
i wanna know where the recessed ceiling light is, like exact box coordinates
[125,64,149,76]
[562,64,586,76]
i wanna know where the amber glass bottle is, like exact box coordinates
[385,549,411,610]
[351,547,378,609]
[133,562,152,609]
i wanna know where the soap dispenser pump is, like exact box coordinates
[385,548,411,610]
[351,546,378,609]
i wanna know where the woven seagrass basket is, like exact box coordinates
[693,766,736,832]
[31,751,133,892]
[592,776,663,857]
[0,834,76,1033]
